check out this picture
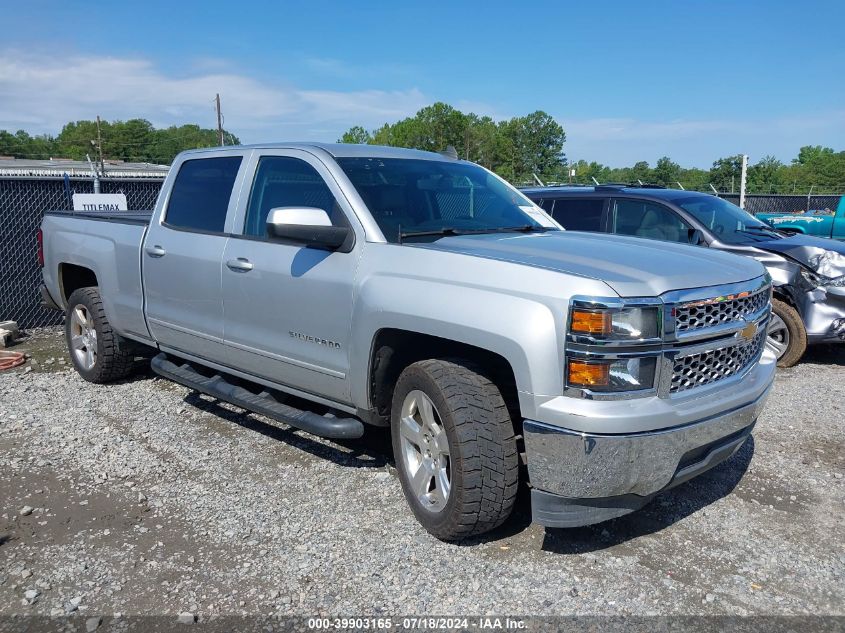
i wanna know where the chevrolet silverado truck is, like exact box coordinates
[39,143,776,540]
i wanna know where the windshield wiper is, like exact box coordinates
[737,226,782,237]
[487,225,557,234]
[398,227,462,243]
[399,225,555,243]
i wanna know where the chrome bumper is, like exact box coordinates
[524,377,773,527]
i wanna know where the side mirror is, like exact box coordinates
[688,228,705,245]
[266,207,352,251]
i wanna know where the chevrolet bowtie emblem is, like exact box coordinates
[739,321,758,341]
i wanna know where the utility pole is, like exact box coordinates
[739,154,748,210]
[95,115,105,175]
[215,94,225,147]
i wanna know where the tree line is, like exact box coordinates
[339,102,568,183]
[0,119,240,165]
[572,147,845,194]
[339,103,845,193]
[3,107,843,194]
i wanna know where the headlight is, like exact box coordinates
[570,306,660,340]
[567,357,657,392]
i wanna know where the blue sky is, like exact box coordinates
[2,0,843,166]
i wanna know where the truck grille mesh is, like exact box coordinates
[675,290,769,333]
[670,328,766,393]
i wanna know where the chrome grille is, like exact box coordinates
[670,329,766,393]
[675,290,769,332]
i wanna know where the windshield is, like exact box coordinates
[672,195,779,244]
[336,157,558,242]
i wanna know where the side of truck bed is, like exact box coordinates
[41,210,154,344]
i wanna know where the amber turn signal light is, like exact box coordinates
[568,360,610,387]
[570,309,612,335]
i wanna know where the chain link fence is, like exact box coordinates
[719,194,842,215]
[0,176,164,328]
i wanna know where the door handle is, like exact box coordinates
[226,257,254,272]
[145,245,166,258]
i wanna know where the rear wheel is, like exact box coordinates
[768,298,807,368]
[65,287,135,383]
[390,358,518,541]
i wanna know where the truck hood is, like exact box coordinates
[411,231,765,297]
[749,233,845,278]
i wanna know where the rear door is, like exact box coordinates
[143,152,248,363]
[220,149,361,404]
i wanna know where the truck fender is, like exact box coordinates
[347,275,562,408]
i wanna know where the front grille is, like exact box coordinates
[670,328,766,393]
[675,290,769,332]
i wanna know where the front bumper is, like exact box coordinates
[524,368,773,528]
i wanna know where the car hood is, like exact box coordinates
[411,231,765,297]
[750,233,845,278]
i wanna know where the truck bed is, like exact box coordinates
[41,210,153,343]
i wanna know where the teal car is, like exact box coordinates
[758,196,845,240]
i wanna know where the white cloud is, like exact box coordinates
[561,112,845,166]
[0,50,428,141]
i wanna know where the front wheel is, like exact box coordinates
[390,359,518,541]
[65,287,135,383]
[767,299,807,368]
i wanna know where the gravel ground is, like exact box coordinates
[1,327,843,619]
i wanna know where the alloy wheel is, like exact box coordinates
[398,389,451,512]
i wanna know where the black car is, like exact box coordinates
[522,185,845,367]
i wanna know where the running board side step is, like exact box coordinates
[151,353,365,439]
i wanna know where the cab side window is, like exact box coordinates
[244,156,345,238]
[165,156,242,233]
[611,199,693,243]
[549,198,605,231]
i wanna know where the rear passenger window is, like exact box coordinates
[550,198,605,231]
[165,157,242,233]
[243,156,343,238]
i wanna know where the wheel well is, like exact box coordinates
[59,264,98,303]
[367,328,521,428]
[773,288,796,309]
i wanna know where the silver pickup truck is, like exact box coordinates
[39,143,776,540]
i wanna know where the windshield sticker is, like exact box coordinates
[519,205,558,228]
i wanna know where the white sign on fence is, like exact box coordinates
[72,193,128,212]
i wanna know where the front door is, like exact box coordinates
[221,150,360,404]
[609,197,696,244]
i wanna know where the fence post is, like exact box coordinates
[739,154,748,210]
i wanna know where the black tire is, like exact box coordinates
[65,287,135,383]
[770,298,807,368]
[390,358,518,541]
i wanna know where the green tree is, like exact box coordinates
[338,103,565,182]
[709,155,744,192]
[338,125,372,144]
[748,155,783,193]
[653,156,681,185]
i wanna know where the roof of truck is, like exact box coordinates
[180,142,457,161]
